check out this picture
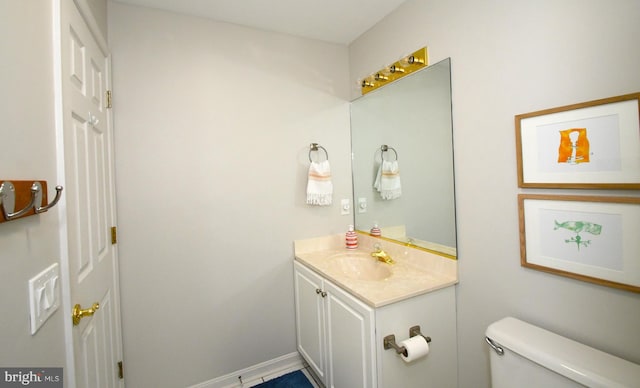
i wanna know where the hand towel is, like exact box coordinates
[306,160,333,206]
[374,160,401,200]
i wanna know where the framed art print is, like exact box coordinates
[515,92,640,189]
[519,194,640,293]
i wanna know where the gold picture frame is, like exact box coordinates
[518,194,640,293]
[515,92,640,189]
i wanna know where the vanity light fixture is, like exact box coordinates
[360,47,428,95]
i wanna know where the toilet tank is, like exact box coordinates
[485,317,640,388]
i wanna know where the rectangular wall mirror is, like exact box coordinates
[350,58,457,258]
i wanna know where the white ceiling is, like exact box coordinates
[113,0,407,45]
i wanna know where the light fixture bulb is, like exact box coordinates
[374,73,388,81]
[361,79,375,88]
[389,64,405,73]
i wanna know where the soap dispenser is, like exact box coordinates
[345,225,358,249]
[370,223,381,237]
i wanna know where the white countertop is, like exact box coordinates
[294,234,458,308]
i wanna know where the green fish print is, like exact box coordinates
[554,220,602,250]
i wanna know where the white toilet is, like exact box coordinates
[486,317,640,388]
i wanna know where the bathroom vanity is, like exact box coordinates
[293,234,458,388]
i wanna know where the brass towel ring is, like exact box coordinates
[381,145,398,161]
[309,143,329,162]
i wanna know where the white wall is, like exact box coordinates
[0,0,66,373]
[108,3,352,387]
[349,0,640,386]
[79,0,108,40]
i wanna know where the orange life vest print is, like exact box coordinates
[558,128,590,164]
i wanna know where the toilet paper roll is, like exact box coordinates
[399,336,430,363]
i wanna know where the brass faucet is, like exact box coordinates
[371,247,395,264]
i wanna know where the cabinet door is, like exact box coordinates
[294,262,327,384]
[325,281,376,388]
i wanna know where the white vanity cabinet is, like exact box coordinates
[294,259,458,388]
[294,261,376,388]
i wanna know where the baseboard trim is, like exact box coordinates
[187,352,304,388]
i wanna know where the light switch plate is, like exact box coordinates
[340,198,350,215]
[28,263,60,335]
[358,197,367,213]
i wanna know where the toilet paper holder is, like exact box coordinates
[383,325,432,356]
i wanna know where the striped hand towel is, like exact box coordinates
[374,160,401,200]
[306,160,333,206]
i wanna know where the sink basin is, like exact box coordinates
[327,252,392,281]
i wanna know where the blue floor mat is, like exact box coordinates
[253,370,314,388]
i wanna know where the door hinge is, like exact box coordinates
[111,226,117,244]
[117,361,123,379]
[106,90,112,109]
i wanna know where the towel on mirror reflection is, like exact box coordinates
[374,160,401,200]
[306,160,333,206]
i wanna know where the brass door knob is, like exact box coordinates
[72,302,99,325]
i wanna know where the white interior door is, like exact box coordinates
[59,1,124,387]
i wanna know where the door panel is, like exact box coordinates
[60,1,123,386]
[79,320,99,387]
[77,290,117,387]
